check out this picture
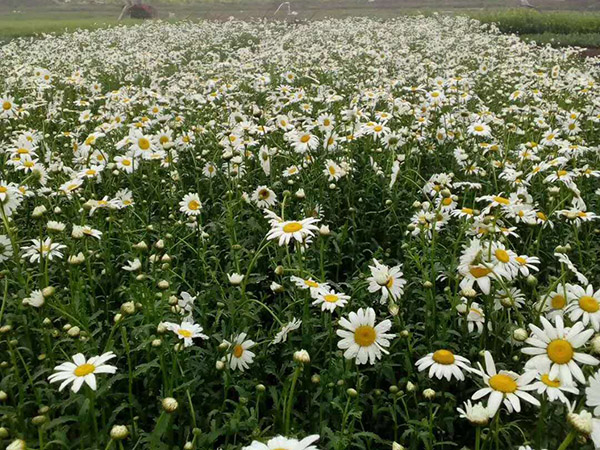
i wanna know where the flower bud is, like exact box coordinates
[512,328,528,342]
[32,205,47,218]
[591,335,600,354]
[7,439,26,450]
[346,388,358,397]
[32,415,48,425]
[319,225,330,236]
[42,286,55,298]
[121,301,135,315]
[293,349,310,364]
[423,388,436,399]
[110,425,129,440]
[162,397,178,413]
[228,273,244,285]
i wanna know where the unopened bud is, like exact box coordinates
[162,397,178,413]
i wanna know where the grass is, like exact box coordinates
[0,17,139,40]
[469,9,600,49]
[470,9,600,35]
[521,32,600,48]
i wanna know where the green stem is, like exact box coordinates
[284,366,301,434]
[556,431,576,450]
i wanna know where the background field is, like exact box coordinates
[1,0,600,49]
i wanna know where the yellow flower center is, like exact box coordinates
[138,137,150,150]
[374,125,383,132]
[2,101,11,110]
[122,159,131,166]
[432,349,455,365]
[304,280,319,288]
[461,208,473,215]
[442,197,453,206]
[354,325,376,347]
[474,125,484,132]
[579,296,599,313]
[233,344,244,358]
[160,136,169,144]
[386,277,394,288]
[329,166,336,175]
[541,374,561,388]
[178,329,193,338]
[547,339,574,364]
[300,134,311,143]
[283,222,303,233]
[188,200,200,211]
[551,295,566,309]
[489,374,517,393]
[469,266,492,278]
[323,294,338,303]
[495,249,510,263]
[74,363,96,377]
[493,196,510,205]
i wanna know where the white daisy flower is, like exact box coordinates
[179,193,202,216]
[521,315,598,385]
[456,400,490,425]
[531,370,578,404]
[416,349,472,381]
[48,352,117,393]
[251,186,277,208]
[367,259,406,304]
[266,217,320,246]
[22,238,66,263]
[472,351,540,416]
[312,288,350,312]
[336,307,394,365]
[566,284,600,331]
[272,318,302,345]
[242,434,320,450]
[163,320,208,347]
[290,276,329,299]
[224,333,256,372]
